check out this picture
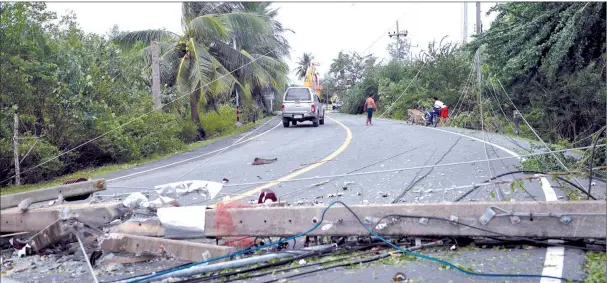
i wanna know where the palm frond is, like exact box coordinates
[209,40,250,71]
[188,14,231,42]
[221,12,272,44]
[176,55,192,95]
[188,39,214,93]
[159,48,182,86]
[113,29,180,49]
[139,41,179,65]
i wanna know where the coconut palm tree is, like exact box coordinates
[293,52,314,80]
[114,2,290,139]
[209,2,292,112]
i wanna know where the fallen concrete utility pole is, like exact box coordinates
[204,201,606,238]
[111,218,166,237]
[99,233,236,263]
[0,201,128,232]
[0,179,106,209]
[123,244,336,283]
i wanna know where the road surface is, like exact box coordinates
[6,113,601,283]
[96,112,597,283]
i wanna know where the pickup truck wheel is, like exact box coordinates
[319,117,325,125]
[291,121,297,126]
[312,119,319,127]
[283,119,290,128]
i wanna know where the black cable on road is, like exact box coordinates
[177,243,374,283]
[261,242,449,283]
[370,214,605,252]
[454,170,597,202]
[392,137,462,203]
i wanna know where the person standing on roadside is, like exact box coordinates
[364,94,377,126]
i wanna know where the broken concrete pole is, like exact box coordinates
[0,201,128,232]
[1,179,106,209]
[99,233,235,263]
[204,200,607,238]
[111,218,165,237]
[29,220,72,252]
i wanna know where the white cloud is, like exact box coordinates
[46,2,497,84]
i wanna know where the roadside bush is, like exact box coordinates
[200,106,239,137]
[0,138,64,186]
[122,113,186,158]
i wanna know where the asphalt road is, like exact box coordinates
[90,112,601,283]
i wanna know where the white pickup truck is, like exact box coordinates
[280,87,325,128]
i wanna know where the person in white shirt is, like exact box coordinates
[429,96,445,125]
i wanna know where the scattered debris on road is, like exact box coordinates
[251,157,278,165]
[2,177,605,283]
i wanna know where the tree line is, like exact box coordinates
[0,2,291,187]
[328,2,605,148]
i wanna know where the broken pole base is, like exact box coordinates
[99,233,235,263]
[29,220,73,252]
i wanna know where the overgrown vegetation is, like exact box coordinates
[332,2,605,149]
[0,2,290,188]
[584,252,607,283]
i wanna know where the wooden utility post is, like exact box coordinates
[13,112,21,186]
[150,41,162,110]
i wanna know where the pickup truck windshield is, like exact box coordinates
[285,88,312,101]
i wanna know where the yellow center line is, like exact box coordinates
[210,116,352,208]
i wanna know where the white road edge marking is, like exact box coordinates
[384,119,564,283]
[539,177,565,283]
[106,121,282,183]
[426,127,521,159]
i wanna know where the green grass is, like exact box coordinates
[0,117,267,196]
[584,252,606,283]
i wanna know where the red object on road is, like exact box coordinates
[258,189,278,204]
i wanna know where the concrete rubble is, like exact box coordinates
[0,179,237,283]
[1,182,310,283]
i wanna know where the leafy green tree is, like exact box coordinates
[467,2,606,141]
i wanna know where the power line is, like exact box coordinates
[215,144,606,189]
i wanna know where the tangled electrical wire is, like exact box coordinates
[454,170,598,202]
[119,201,587,283]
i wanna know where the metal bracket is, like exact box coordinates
[479,207,496,225]
[509,216,521,225]
[559,216,572,226]
[449,215,459,225]
[419,218,428,225]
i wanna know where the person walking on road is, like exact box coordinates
[364,94,377,126]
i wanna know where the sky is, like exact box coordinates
[46,2,498,84]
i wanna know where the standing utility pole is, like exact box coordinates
[233,37,240,123]
[150,41,162,110]
[463,2,469,44]
[388,21,408,61]
[13,112,21,186]
[475,2,482,86]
